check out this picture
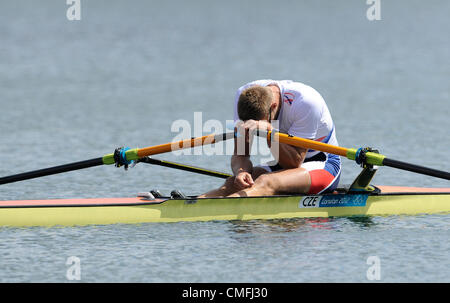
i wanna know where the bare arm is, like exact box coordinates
[271,142,307,169]
[231,155,253,176]
[231,132,253,175]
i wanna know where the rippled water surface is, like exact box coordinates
[1,215,449,282]
[0,0,449,282]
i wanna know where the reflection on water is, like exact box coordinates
[346,216,377,228]
[226,216,377,235]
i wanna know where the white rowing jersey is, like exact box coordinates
[233,79,338,159]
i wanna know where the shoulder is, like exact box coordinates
[284,82,325,109]
[283,82,322,99]
[280,83,326,124]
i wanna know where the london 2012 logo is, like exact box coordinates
[283,92,295,105]
[299,194,368,208]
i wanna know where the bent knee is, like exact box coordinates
[254,174,276,190]
[222,176,235,187]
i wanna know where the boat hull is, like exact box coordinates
[1,186,449,227]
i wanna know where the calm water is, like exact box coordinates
[0,0,449,282]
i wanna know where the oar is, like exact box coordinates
[137,157,232,179]
[256,130,450,181]
[0,132,235,185]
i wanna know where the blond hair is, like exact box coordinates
[237,85,272,121]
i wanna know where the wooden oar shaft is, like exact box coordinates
[272,131,348,156]
[137,133,231,158]
[102,132,235,164]
[259,130,450,181]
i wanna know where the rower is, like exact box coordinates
[199,79,341,198]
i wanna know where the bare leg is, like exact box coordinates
[198,177,237,198]
[198,167,269,198]
[227,167,311,197]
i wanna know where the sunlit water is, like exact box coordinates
[0,0,449,282]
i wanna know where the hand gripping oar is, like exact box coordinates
[0,132,235,185]
[257,130,450,181]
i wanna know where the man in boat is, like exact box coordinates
[199,79,341,198]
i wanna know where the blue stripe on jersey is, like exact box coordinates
[324,153,341,177]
